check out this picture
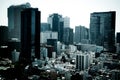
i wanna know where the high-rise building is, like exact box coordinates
[8,3,31,40]
[41,23,51,32]
[0,26,8,46]
[63,27,73,45]
[0,26,9,58]
[20,8,40,63]
[90,11,116,52]
[64,16,70,28]
[48,13,64,42]
[75,26,89,44]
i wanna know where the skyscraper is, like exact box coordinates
[0,26,9,58]
[20,8,40,63]
[74,26,89,44]
[0,26,8,46]
[63,27,73,45]
[90,11,116,52]
[63,16,70,28]
[48,13,64,42]
[8,3,31,40]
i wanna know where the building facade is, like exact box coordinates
[41,23,51,32]
[76,53,90,71]
[48,13,64,42]
[41,31,58,43]
[20,8,40,63]
[8,3,31,40]
[90,11,116,52]
[0,26,8,46]
[75,26,89,44]
[116,33,120,53]
[64,16,70,28]
[63,27,73,45]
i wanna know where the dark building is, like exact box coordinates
[41,23,51,32]
[63,27,73,45]
[7,39,20,60]
[116,32,120,53]
[8,39,21,52]
[47,39,57,53]
[46,46,54,58]
[0,26,9,58]
[0,46,9,58]
[117,33,120,43]
[71,73,83,80]
[48,13,64,42]
[0,26,8,46]
[90,11,116,52]
[8,3,31,40]
[20,8,40,63]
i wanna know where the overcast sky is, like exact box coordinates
[0,0,120,32]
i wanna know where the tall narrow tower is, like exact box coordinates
[20,8,40,63]
[48,13,64,42]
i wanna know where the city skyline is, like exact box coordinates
[0,1,120,79]
[0,0,120,32]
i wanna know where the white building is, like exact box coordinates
[64,16,70,28]
[76,52,90,71]
[69,45,77,53]
[41,31,58,43]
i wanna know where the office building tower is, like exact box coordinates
[0,26,8,46]
[75,26,89,44]
[20,8,40,63]
[48,13,64,42]
[63,27,73,45]
[0,26,9,58]
[8,3,31,40]
[90,11,116,52]
[64,16,70,28]
[41,23,51,32]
